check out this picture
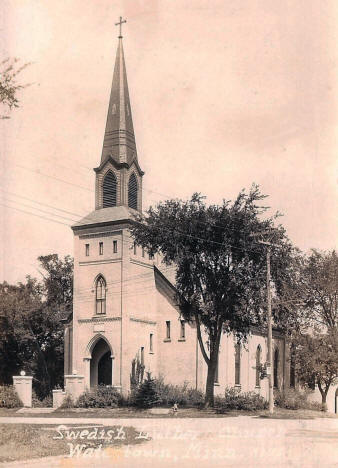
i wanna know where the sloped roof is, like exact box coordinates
[71,205,140,230]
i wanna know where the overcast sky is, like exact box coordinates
[1,0,337,284]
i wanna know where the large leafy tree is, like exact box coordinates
[0,254,73,397]
[131,185,293,406]
[293,331,338,409]
[276,249,338,332]
[277,249,338,405]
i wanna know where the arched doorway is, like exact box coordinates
[98,351,112,385]
[90,338,113,387]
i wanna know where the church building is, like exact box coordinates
[63,24,290,400]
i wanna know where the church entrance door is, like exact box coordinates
[98,351,112,386]
[90,338,113,387]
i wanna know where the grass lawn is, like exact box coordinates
[0,423,146,463]
[0,406,337,419]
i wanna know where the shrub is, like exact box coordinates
[274,388,322,411]
[76,385,121,408]
[215,387,268,412]
[32,390,53,408]
[154,377,204,408]
[131,373,162,408]
[0,385,23,408]
[60,395,74,409]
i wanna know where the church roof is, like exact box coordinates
[71,205,139,230]
[99,37,138,169]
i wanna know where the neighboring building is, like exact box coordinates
[63,31,289,399]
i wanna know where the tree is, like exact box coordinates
[275,249,338,332]
[300,250,337,330]
[293,331,338,409]
[0,58,30,119]
[277,249,338,408]
[0,254,73,397]
[131,185,293,406]
[133,372,162,408]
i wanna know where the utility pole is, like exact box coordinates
[251,231,278,415]
[266,244,273,414]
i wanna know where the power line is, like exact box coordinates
[0,188,87,218]
[6,162,276,239]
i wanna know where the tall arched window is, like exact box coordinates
[103,171,117,208]
[290,345,295,388]
[95,275,106,315]
[128,173,138,210]
[274,348,279,388]
[235,344,241,386]
[256,345,261,387]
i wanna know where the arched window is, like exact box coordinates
[235,344,241,386]
[274,348,279,388]
[95,275,106,315]
[103,171,117,208]
[256,345,261,387]
[290,346,295,388]
[128,173,138,210]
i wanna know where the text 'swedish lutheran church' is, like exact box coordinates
[63,26,290,398]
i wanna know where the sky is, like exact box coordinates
[1,0,337,284]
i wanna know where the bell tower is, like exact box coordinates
[94,19,144,212]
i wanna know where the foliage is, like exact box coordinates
[131,372,162,408]
[154,377,204,407]
[292,331,338,408]
[59,395,74,409]
[275,249,338,333]
[215,387,268,412]
[274,388,322,411]
[32,391,53,408]
[0,254,73,398]
[131,185,293,406]
[130,355,145,390]
[76,385,121,408]
[0,58,30,119]
[0,385,23,408]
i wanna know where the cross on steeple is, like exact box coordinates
[115,16,126,38]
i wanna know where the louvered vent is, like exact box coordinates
[128,173,138,210]
[103,171,117,207]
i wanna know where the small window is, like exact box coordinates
[133,242,137,255]
[180,320,185,339]
[113,240,118,253]
[85,244,89,256]
[149,334,153,352]
[235,343,241,385]
[290,349,295,388]
[256,345,261,387]
[149,252,154,260]
[99,242,103,255]
[140,347,144,366]
[166,321,171,340]
[142,247,145,258]
[274,349,279,389]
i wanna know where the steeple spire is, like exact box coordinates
[100,22,137,167]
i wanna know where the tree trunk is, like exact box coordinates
[205,354,218,407]
[317,381,329,412]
